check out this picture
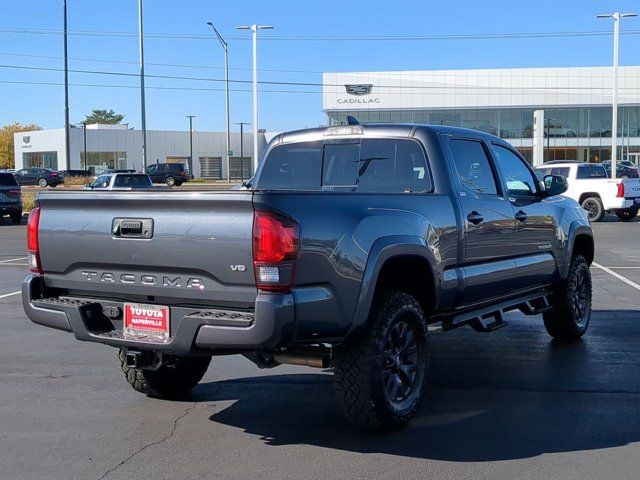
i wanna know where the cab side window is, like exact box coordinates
[448,139,498,195]
[492,145,538,197]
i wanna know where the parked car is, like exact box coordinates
[83,173,154,190]
[14,168,64,187]
[23,124,594,429]
[59,169,92,178]
[145,163,188,186]
[535,162,640,221]
[601,161,640,178]
[0,172,22,224]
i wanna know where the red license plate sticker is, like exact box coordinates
[123,303,170,340]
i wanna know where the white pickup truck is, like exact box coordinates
[535,162,640,222]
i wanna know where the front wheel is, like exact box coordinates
[333,291,429,429]
[117,349,211,398]
[615,207,638,222]
[166,176,176,186]
[581,197,604,222]
[543,255,592,341]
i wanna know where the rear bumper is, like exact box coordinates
[22,275,295,354]
[604,198,638,210]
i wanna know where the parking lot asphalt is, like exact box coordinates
[1,215,640,480]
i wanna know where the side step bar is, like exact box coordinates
[441,291,552,333]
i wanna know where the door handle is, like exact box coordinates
[467,211,484,225]
[515,210,528,222]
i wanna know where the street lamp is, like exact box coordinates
[206,21,231,182]
[138,0,148,170]
[597,12,637,179]
[236,24,273,174]
[235,122,250,182]
[63,0,70,172]
[186,115,195,178]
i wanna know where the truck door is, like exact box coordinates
[490,143,558,287]
[446,137,518,304]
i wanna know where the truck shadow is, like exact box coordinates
[196,309,640,462]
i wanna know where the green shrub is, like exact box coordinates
[22,191,36,213]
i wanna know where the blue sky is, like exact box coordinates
[1,0,639,132]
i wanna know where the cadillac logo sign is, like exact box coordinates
[23,136,30,144]
[338,84,380,105]
[345,84,373,96]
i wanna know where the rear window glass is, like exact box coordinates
[448,139,498,195]
[577,165,607,179]
[322,143,360,189]
[358,139,430,192]
[0,173,18,187]
[257,141,323,190]
[167,164,184,172]
[114,175,152,188]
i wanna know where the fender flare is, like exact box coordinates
[562,222,594,277]
[347,235,438,336]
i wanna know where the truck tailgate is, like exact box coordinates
[622,178,640,199]
[36,190,257,308]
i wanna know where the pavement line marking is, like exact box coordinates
[0,263,27,266]
[0,257,27,263]
[593,261,640,292]
[0,291,21,299]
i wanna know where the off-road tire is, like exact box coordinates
[9,211,22,224]
[333,290,429,429]
[166,176,176,186]
[38,178,48,188]
[543,255,592,341]
[117,349,211,398]
[615,207,638,222]
[581,196,604,222]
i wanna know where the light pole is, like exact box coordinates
[597,12,637,179]
[235,122,250,181]
[186,115,195,178]
[236,24,273,174]
[63,0,70,172]
[206,22,231,182]
[138,0,148,170]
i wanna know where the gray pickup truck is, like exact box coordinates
[23,123,594,428]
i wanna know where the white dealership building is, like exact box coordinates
[14,124,272,179]
[323,66,640,164]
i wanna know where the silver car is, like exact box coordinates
[84,173,154,190]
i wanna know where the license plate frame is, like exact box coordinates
[123,302,170,340]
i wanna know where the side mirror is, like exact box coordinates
[543,174,568,197]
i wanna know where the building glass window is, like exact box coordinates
[22,151,58,170]
[81,152,127,175]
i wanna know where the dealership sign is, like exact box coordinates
[21,136,32,149]
[337,84,380,105]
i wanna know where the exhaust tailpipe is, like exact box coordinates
[273,353,330,369]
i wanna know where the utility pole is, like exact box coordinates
[235,122,250,181]
[206,22,231,181]
[138,0,148,170]
[186,115,195,177]
[597,12,637,179]
[236,24,273,173]
[63,0,70,172]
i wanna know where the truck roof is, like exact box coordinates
[272,123,507,146]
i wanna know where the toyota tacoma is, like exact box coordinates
[23,123,594,428]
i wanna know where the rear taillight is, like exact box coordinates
[50,172,58,177]
[252,211,299,292]
[617,182,625,198]
[27,206,42,274]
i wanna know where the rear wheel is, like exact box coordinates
[615,207,638,222]
[166,176,176,186]
[333,291,429,429]
[117,349,211,398]
[543,255,592,340]
[38,178,48,188]
[9,211,22,224]
[581,197,604,222]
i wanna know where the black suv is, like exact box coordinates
[0,172,22,223]
[145,163,188,186]
[14,168,64,187]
